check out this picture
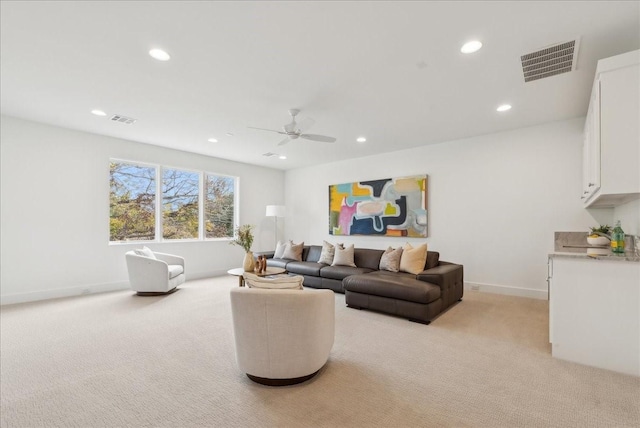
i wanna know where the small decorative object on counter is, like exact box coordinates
[587,224,612,246]
[611,220,625,254]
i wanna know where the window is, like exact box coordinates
[205,174,235,238]
[162,168,199,240]
[109,160,237,243]
[109,161,156,241]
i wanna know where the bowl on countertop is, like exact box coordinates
[587,236,610,246]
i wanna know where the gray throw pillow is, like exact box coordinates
[331,244,356,267]
[282,241,304,261]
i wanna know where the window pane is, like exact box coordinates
[162,169,199,239]
[110,162,156,241]
[205,174,235,238]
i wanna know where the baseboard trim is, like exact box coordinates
[464,281,548,300]
[1,281,130,306]
[0,270,231,306]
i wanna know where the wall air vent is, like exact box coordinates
[521,39,580,82]
[262,152,277,157]
[110,114,137,125]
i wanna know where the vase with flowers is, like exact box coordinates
[230,224,255,271]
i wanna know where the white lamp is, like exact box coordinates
[265,205,286,246]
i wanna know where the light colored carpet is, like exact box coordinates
[1,277,638,428]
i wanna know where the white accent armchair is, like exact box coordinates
[125,249,185,295]
[230,287,335,386]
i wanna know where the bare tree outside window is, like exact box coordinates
[162,169,199,239]
[205,174,235,238]
[110,162,156,241]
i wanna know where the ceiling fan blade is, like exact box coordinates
[300,134,336,143]
[296,117,315,133]
[248,126,286,135]
[277,137,291,146]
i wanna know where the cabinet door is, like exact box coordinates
[582,83,601,203]
[599,64,639,195]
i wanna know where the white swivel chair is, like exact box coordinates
[125,247,185,295]
[230,287,335,386]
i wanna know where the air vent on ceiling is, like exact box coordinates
[110,114,137,125]
[262,152,277,157]
[521,39,580,82]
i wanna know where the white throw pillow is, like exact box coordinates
[332,244,356,267]
[318,240,339,265]
[379,246,403,272]
[399,243,427,275]
[134,246,156,259]
[274,240,290,259]
[282,241,304,261]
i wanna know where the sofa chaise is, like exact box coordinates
[256,245,463,324]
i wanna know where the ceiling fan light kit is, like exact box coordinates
[249,108,336,146]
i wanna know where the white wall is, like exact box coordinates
[613,199,640,236]
[0,115,285,304]
[285,118,603,299]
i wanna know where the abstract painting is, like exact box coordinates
[329,175,428,237]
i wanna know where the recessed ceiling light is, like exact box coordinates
[225,132,234,137]
[91,109,107,116]
[461,40,482,54]
[279,155,287,160]
[496,104,512,112]
[207,138,218,143]
[356,137,367,143]
[149,48,171,61]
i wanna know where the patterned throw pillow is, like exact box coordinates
[282,241,304,261]
[318,241,341,265]
[399,243,428,275]
[379,246,403,272]
[274,240,290,259]
[332,244,356,267]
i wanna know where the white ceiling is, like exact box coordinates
[1,1,639,170]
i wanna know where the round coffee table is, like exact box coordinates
[227,267,286,287]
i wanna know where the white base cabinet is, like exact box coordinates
[549,255,640,376]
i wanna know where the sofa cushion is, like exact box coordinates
[379,246,403,272]
[425,251,440,270]
[305,245,322,263]
[266,258,290,269]
[332,244,356,267]
[168,264,184,279]
[343,271,440,304]
[282,241,304,261]
[320,265,373,280]
[286,261,323,277]
[354,248,385,270]
[400,243,428,275]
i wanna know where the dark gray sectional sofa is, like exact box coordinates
[256,245,463,324]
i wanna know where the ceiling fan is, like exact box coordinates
[249,109,337,146]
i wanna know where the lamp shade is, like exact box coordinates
[265,205,286,217]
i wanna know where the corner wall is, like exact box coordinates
[284,118,599,299]
[0,115,285,304]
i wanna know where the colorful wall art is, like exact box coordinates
[329,175,428,237]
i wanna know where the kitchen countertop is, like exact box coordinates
[549,252,640,262]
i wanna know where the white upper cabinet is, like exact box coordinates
[583,50,639,208]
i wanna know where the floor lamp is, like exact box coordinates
[265,205,286,246]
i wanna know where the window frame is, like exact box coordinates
[108,158,239,245]
[203,171,239,241]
